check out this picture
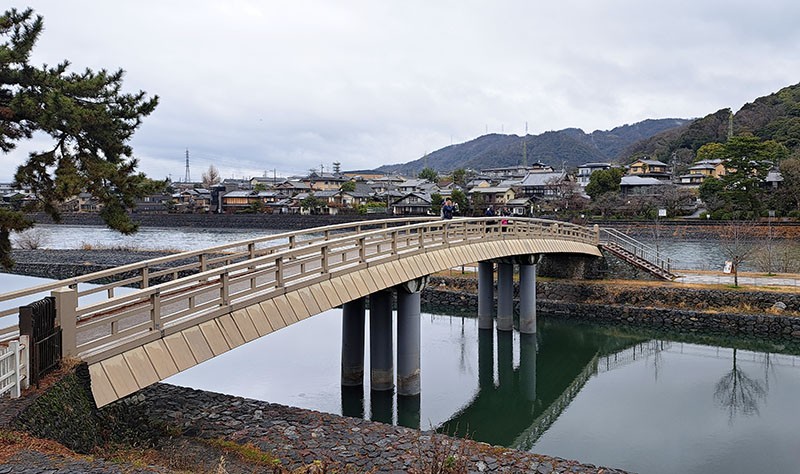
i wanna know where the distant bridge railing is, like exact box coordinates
[1,217,599,363]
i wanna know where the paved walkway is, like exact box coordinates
[673,270,800,288]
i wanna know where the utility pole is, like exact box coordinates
[522,122,528,167]
[184,149,190,183]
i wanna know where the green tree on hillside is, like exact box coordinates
[585,168,624,200]
[418,167,438,182]
[718,136,787,218]
[451,189,468,215]
[0,8,159,268]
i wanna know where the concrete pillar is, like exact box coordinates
[397,285,421,396]
[477,261,494,330]
[496,262,514,331]
[519,333,538,402]
[478,329,495,390]
[369,289,394,391]
[341,297,366,386]
[52,286,78,358]
[519,262,537,334]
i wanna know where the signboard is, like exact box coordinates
[723,261,733,274]
[658,209,667,217]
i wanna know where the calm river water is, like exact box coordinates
[4,224,800,473]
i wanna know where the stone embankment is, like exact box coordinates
[1,371,629,473]
[427,277,800,341]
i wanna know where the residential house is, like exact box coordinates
[619,175,665,197]
[468,186,516,207]
[576,162,612,187]
[368,175,406,194]
[628,159,671,180]
[518,171,569,199]
[391,192,432,215]
[481,162,553,180]
[303,172,348,191]
[134,193,171,213]
[275,180,312,196]
[505,196,535,216]
[229,190,287,213]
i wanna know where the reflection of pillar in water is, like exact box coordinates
[519,261,537,334]
[370,389,394,424]
[478,261,494,330]
[496,262,514,331]
[341,297,366,386]
[478,328,495,390]
[370,289,394,391]
[341,385,365,418]
[397,278,425,396]
[519,333,538,402]
[497,329,514,391]
[397,394,421,429]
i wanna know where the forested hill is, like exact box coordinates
[376,118,690,175]
[624,82,800,169]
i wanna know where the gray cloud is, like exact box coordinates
[4,0,800,181]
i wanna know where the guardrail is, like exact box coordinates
[5,216,597,364]
[599,227,671,274]
[0,217,442,343]
[0,336,29,398]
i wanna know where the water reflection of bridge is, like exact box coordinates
[439,321,668,449]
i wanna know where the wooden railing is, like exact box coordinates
[1,217,599,362]
[0,217,439,342]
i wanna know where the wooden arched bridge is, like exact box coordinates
[0,217,669,407]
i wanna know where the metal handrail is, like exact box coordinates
[599,227,671,273]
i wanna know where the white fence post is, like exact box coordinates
[0,335,28,399]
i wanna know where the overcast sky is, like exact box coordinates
[5,0,800,182]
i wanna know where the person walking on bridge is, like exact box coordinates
[441,198,456,219]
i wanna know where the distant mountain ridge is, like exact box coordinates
[377,118,691,175]
[626,82,800,171]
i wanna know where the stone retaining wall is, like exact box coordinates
[28,211,392,230]
[424,277,800,341]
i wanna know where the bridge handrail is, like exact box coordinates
[0,217,439,319]
[599,227,671,273]
[1,217,597,346]
[66,217,597,360]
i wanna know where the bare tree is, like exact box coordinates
[714,348,766,423]
[719,220,757,287]
[201,165,221,189]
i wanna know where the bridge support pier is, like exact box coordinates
[519,260,537,334]
[477,261,494,330]
[370,289,394,391]
[397,278,425,396]
[341,297,366,386]
[496,262,514,331]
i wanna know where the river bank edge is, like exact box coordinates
[3,251,800,473]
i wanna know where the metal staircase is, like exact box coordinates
[599,228,677,280]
